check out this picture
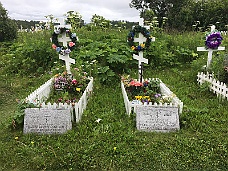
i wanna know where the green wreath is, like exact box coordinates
[127,25,152,52]
[51,27,77,55]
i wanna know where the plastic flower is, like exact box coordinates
[71,33,76,38]
[56,47,61,52]
[135,96,142,100]
[64,49,71,54]
[69,42,75,47]
[52,44,57,49]
[72,79,78,85]
[140,43,145,48]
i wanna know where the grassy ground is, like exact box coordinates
[0,63,228,170]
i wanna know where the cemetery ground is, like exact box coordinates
[0,29,228,170]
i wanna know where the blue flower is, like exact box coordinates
[71,33,76,38]
[56,47,61,52]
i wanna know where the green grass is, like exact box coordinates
[0,29,228,170]
[0,64,228,170]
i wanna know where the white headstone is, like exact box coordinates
[197,25,225,68]
[136,106,179,132]
[133,18,155,82]
[55,18,76,74]
[23,108,72,134]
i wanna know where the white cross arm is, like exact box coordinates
[133,54,148,64]
[59,55,75,64]
[197,47,225,51]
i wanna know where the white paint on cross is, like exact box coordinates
[132,18,155,82]
[59,54,75,74]
[55,18,75,74]
[197,25,225,68]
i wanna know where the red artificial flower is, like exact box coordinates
[52,44,57,49]
[69,42,75,47]
[72,79,78,85]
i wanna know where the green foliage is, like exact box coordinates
[0,2,18,42]
[130,0,228,31]
[10,100,39,129]
[1,31,57,75]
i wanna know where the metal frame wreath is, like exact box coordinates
[127,25,152,52]
[205,30,223,49]
[51,27,77,55]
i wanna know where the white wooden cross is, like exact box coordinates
[133,18,155,82]
[197,25,225,68]
[55,18,75,74]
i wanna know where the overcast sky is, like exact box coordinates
[1,0,140,23]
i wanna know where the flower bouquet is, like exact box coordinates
[121,75,183,115]
[47,68,90,104]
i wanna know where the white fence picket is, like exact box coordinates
[197,72,228,100]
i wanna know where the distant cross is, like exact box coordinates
[133,18,155,82]
[197,25,225,68]
[55,18,75,74]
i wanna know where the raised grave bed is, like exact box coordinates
[121,77,183,132]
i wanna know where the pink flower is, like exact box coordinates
[69,42,75,47]
[52,44,57,49]
[130,80,142,87]
[72,79,78,85]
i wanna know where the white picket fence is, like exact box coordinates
[25,77,93,122]
[197,72,228,100]
[121,79,183,115]
[221,31,227,35]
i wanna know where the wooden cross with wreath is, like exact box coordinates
[128,18,155,82]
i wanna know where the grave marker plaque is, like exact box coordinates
[24,108,72,134]
[136,106,179,132]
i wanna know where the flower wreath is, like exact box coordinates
[127,25,152,52]
[51,27,77,55]
[205,30,223,49]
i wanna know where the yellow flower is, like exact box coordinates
[113,147,117,151]
[140,43,145,48]
[76,88,81,92]
[15,137,19,140]
[55,74,59,77]
[135,96,142,100]
[131,46,136,50]
[31,141,34,145]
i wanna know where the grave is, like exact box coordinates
[197,25,225,68]
[22,18,93,134]
[122,18,183,132]
[197,25,227,99]
[24,108,72,134]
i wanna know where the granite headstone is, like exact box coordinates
[136,106,179,132]
[24,108,72,134]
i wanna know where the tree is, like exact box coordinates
[130,0,173,27]
[0,2,17,42]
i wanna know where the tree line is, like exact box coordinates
[130,0,228,31]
